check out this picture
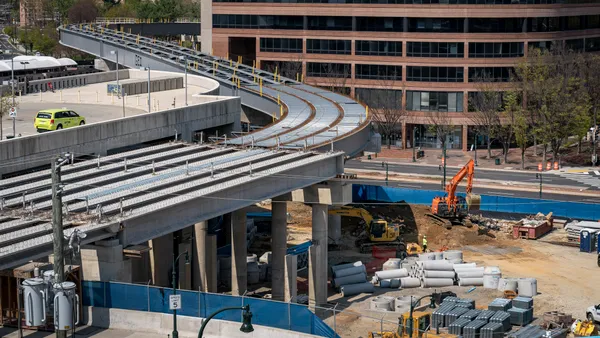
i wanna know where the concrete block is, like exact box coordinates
[80,244,124,263]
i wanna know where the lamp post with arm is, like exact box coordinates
[172,251,189,338]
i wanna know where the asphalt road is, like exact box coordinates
[0,102,147,138]
[0,33,20,58]
[345,159,595,190]
[351,178,600,204]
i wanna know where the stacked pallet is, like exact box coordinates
[431,296,478,329]
[508,296,534,326]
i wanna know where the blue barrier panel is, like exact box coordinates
[81,281,105,307]
[313,315,340,338]
[148,287,174,314]
[107,282,148,311]
[245,297,290,330]
[201,293,243,322]
[353,185,600,220]
[179,290,200,317]
[289,303,313,334]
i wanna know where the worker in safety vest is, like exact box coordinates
[422,235,428,252]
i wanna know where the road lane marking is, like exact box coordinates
[492,192,515,196]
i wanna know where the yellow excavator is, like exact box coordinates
[328,206,406,253]
[369,311,457,338]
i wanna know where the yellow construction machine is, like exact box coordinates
[328,206,406,253]
[574,320,597,336]
[368,311,457,338]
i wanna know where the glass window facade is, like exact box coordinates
[468,67,514,82]
[307,62,351,78]
[529,40,554,51]
[306,39,351,54]
[215,0,597,4]
[260,38,303,53]
[408,18,463,33]
[356,17,403,32]
[356,41,403,56]
[356,64,402,80]
[355,88,402,109]
[407,67,464,82]
[406,42,464,58]
[468,42,524,58]
[308,16,352,31]
[406,91,464,112]
[469,18,525,33]
[213,15,303,29]
[586,37,600,52]
[566,38,585,51]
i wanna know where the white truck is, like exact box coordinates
[586,304,600,322]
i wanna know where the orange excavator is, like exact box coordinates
[431,159,480,224]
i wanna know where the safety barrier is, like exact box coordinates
[353,185,600,220]
[81,280,338,337]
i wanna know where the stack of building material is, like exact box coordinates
[449,317,472,335]
[565,220,600,242]
[455,263,484,286]
[370,296,396,311]
[513,296,534,309]
[516,278,538,297]
[490,311,512,332]
[445,307,470,326]
[331,261,363,275]
[476,310,496,323]
[400,257,418,270]
[382,258,402,271]
[463,319,487,338]
[480,322,504,338]
[411,260,455,288]
[332,263,368,289]
[459,309,482,321]
[375,268,408,288]
[488,298,512,311]
[418,252,437,261]
[399,277,421,288]
[508,307,534,326]
[432,303,456,329]
[442,250,464,264]
[455,298,475,310]
[542,311,573,328]
[507,325,568,338]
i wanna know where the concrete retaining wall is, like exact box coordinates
[23,69,130,94]
[83,306,321,338]
[0,96,240,177]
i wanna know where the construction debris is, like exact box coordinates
[512,212,554,239]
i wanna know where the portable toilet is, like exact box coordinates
[580,229,598,253]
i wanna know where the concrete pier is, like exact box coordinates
[149,233,173,287]
[284,254,298,303]
[328,212,341,244]
[231,210,247,295]
[193,221,217,292]
[309,204,328,308]
[271,199,288,301]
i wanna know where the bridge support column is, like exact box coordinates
[79,239,132,283]
[271,198,287,301]
[149,233,173,287]
[231,209,247,295]
[309,204,328,309]
[284,254,297,303]
[193,221,217,292]
[328,209,341,245]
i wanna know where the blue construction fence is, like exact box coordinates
[81,281,338,338]
[353,184,600,220]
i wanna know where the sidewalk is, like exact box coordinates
[364,147,597,172]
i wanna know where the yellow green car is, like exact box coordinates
[34,109,86,132]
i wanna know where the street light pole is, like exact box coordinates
[198,305,254,338]
[11,56,14,137]
[593,107,597,167]
[180,55,188,106]
[110,50,120,97]
[172,251,189,338]
[536,173,543,199]
[412,126,416,163]
[442,141,447,189]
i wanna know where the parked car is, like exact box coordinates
[34,108,85,132]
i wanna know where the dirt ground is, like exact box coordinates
[245,199,599,337]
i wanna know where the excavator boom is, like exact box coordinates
[445,159,475,208]
[328,206,374,225]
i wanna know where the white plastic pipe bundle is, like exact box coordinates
[423,270,456,279]
[375,268,408,279]
[458,278,484,286]
[421,261,454,271]
[333,265,367,278]
[457,271,485,278]
[341,282,375,297]
[453,263,476,270]
[421,278,454,288]
[400,277,421,288]
[380,278,401,288]
[333,273,367,288]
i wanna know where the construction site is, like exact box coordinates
[238,158,600,338]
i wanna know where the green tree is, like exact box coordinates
[468,80,502,159]
[68,0,99,23]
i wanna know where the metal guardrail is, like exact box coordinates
[95,17,200,24]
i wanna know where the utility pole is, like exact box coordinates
[442,141,447,189]
[52,155,68,338]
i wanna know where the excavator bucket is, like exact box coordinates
[466,193,481,211]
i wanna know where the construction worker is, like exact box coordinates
[422,235,428,252]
